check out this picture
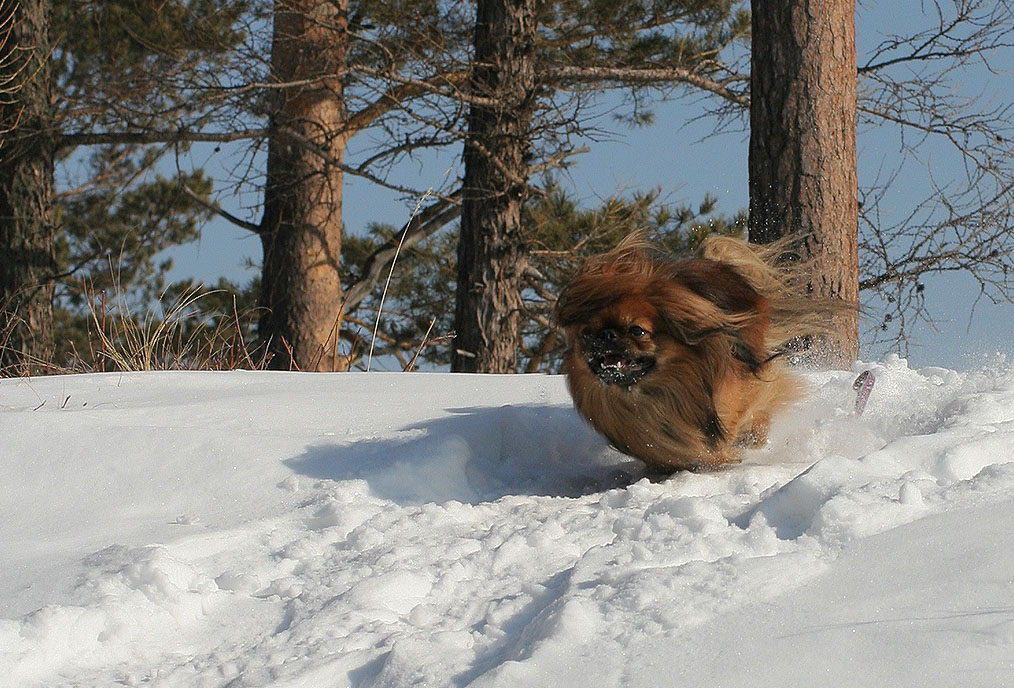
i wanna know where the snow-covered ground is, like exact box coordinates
[2,355,1014,687]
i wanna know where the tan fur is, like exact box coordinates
[555,234,837,473]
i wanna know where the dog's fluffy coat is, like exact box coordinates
[555,234,834,473]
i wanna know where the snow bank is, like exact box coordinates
[2,355,1013,686]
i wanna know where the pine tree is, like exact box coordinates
[452,0,539,373]
[0,0,56,373]
[44,0,245,371]
[748,0,859,366]
[258,0,350,370]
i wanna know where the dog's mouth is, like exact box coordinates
[588,352,656,387]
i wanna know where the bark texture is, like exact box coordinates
[452,0,538,373]
[260,0,348,371]
[748,0,859,366]
[0,0,56,373]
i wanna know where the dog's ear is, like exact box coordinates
[649,261,770,366]
[677,259,766,316]
[649,283,727,345]
[649,272,756,339]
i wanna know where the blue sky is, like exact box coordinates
[163,2,1014,371]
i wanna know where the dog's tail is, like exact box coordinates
[695,234,850,355]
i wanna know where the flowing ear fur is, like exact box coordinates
[648,263,768,355]
[695,234,850,352]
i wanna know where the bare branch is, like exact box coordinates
[179,183,261,234]
[58,127,269,151]
[343,189,462,312]
[345,67,474,133]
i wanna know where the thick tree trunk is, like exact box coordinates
[0,0,56,374]
[452,0,538,373]
[259,0,348,371]
[748,0,859,367]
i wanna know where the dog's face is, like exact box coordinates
[557,248,771,392]
[572,295,663,388]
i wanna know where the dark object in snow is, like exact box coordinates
[853,370,876,416]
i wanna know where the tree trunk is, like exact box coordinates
[259,0,348,371]
[0,0,56,374]
[452,0,538,373]
[748,0,859,367]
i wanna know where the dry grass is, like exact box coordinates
[1,284,269,377]
[85,285,267,372]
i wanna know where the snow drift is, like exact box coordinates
[2,355,1014,686]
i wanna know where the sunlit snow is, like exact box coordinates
[2,355,1013,686]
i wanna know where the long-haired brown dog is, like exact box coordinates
[555,233,835,473]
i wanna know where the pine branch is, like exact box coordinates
[542,65,749,107]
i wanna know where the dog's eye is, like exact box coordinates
[628,325,649,339]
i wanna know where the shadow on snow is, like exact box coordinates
[284,404,645,505]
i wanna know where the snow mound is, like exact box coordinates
[2,355,1014,686]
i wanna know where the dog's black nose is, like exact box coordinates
[599,328,618,342]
